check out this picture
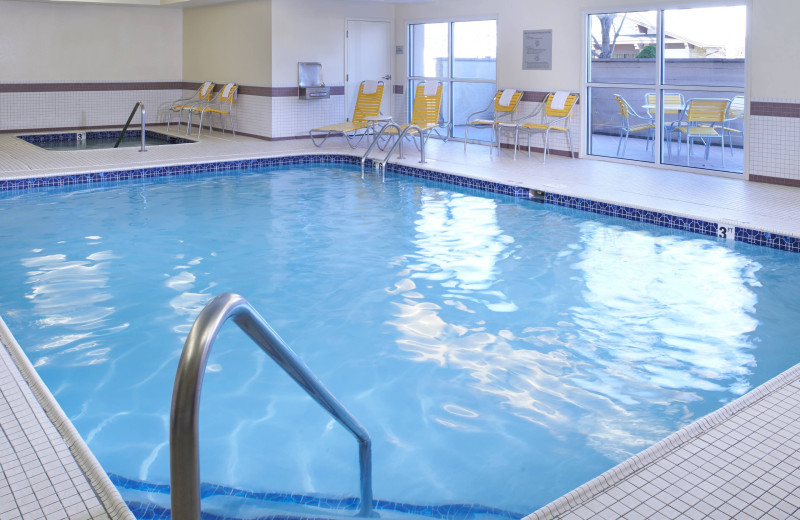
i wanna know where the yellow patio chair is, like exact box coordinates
[645,92,685,159]
[380,82,445,150]
[614,94,655,157]
[167,81,215,133]
[674,98,731,167]
[514,91,579,163]
[464,89,523,153]
[309,80,385,148]
[192,83,238,138]
[713,95,745,156]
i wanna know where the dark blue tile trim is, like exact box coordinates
[2,153,798,254]
[112,474,523,520]
[544,193,720,237]
[384,163,528,198]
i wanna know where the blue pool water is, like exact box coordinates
[1,164,799,519]
[19,130,194,151]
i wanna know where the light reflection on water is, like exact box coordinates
[21,246,122,368]
[389,188,761,463]
[0,167,796,516]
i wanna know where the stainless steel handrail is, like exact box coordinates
[169,293,375,520]
[379,125,425,178]
[361,122,400,178]
[361,124,426,182]
[114,101,146,152]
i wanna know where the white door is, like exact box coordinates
[346,20,392,120]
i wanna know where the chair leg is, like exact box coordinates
[542,130,550,164]
[616,128,625,157]
[464,125,468,152]
[567,129,574,159]
[513,128,519,160]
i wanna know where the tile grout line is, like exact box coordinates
[523,361,800,520]
[0,316,135,520]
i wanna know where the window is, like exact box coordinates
[586,6,746,175]
[409,20,497,142]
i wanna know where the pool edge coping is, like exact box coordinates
[2,152,798,253]
[522,360,800,520]
[0,316,136,520]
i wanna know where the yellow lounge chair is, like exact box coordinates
[309,80,385,148]
[464,89,523,153]
[514,91,579,163]
[167,81,215,133]
[192,83,238,138]
[380,82,445,150]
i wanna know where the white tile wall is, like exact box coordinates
[0,82,183,132]
[749,97,800,182]
[233,94,271,139]
[271,91,344,139]
[392,91,407,124]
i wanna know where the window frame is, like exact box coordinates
[407,17,498,142]
[582,3,750,179]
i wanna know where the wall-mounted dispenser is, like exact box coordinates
[298,62,330,100]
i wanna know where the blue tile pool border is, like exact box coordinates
[2,153,798,254]
[111,473,523,520]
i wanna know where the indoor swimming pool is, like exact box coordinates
[1,163,799,520]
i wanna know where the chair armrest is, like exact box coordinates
[465,97,497,125]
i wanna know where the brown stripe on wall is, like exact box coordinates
[750,175,800,188]
[183,83,344,97]
[0,82,183,93]
[394,84,404,95]
[750,101,800,118]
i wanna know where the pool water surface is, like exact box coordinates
[18,129,194,151]
[0,164,799,519]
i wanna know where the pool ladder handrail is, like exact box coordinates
[113,101,146,152]
[169,292,376,520]
[361,123,426,181]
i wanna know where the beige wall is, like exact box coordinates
[270,0,394,86]
[0,0,181,82]
[749,0,799,99]
[395,0,580,91]
[183,0,271,85]
[394,0,800,100]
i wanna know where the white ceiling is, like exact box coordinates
[14,0,435,8]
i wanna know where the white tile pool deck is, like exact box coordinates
[1,127,800,519]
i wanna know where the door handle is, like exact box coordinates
[383,75,392,80]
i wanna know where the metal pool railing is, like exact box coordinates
[114,101,146,152]
[169,292,375,520]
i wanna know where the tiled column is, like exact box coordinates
[749,99,800,185]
